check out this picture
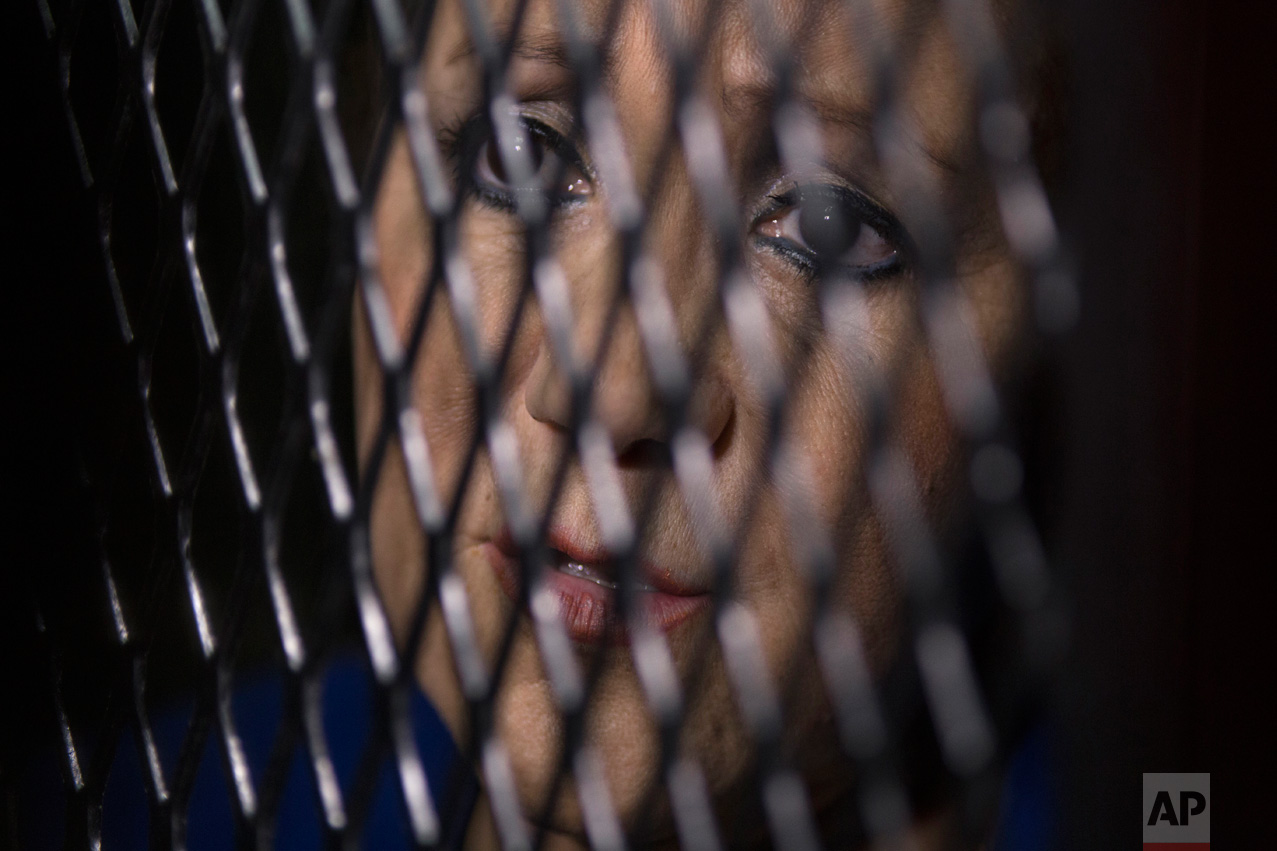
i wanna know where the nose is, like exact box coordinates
[523,301,733,461]
[523,98,735,461]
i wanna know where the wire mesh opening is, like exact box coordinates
[9,0,1164,846]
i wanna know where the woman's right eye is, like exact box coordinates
[751,185,910,282]
[465,118,593,210]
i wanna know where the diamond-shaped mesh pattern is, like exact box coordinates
[21,0,1073,847]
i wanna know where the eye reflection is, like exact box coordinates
[753,185,905,281]
[463,115,594,210]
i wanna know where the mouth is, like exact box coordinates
[485,527,711,645]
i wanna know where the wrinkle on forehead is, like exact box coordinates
[429,0,977,200]
[436,0,949,102]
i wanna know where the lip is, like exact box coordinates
[485,527,711,645]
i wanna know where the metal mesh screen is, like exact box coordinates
[11,0,1077,847]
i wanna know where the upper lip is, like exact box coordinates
[492,525,708,597]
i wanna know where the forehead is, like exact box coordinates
[429,0,972,164]
[437,0,947,86]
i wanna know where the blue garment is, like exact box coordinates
[82,657,472,851]
[22,663,1053,849]
[991,723,1056,851]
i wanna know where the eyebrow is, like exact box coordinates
[446,27,581,74]
[722,82,964,176]
[448,26,962,177]
[722,83,875,133]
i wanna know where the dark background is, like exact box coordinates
[1047,0,1277,845]
[3,0,1275,847]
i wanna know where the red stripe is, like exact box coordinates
[1143,844,1209,850]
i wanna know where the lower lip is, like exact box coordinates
[484,543,710,645]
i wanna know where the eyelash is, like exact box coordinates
[751,186,911,284]
[439,111,910,284]
[439,111,591,214]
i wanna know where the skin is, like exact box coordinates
[354,0,1026,846]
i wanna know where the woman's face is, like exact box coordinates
[357,0,1022,844]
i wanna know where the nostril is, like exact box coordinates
[615,437,673,469]
[687,373,735,457]
[708,406,735,459]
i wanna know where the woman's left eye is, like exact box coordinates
[470,118,592,208]
[752,186,905,280]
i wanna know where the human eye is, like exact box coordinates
[442,105,593,214]
[750,184,910,282]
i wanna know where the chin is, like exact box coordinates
[489,640,671,835]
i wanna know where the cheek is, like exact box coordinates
[372,138,431,343]
[965,254,1028,375]
[774,288,918,538]
[458,208,530,355]
[411,301,483,501]
[751,287,944,664]
[367,444,427,641]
